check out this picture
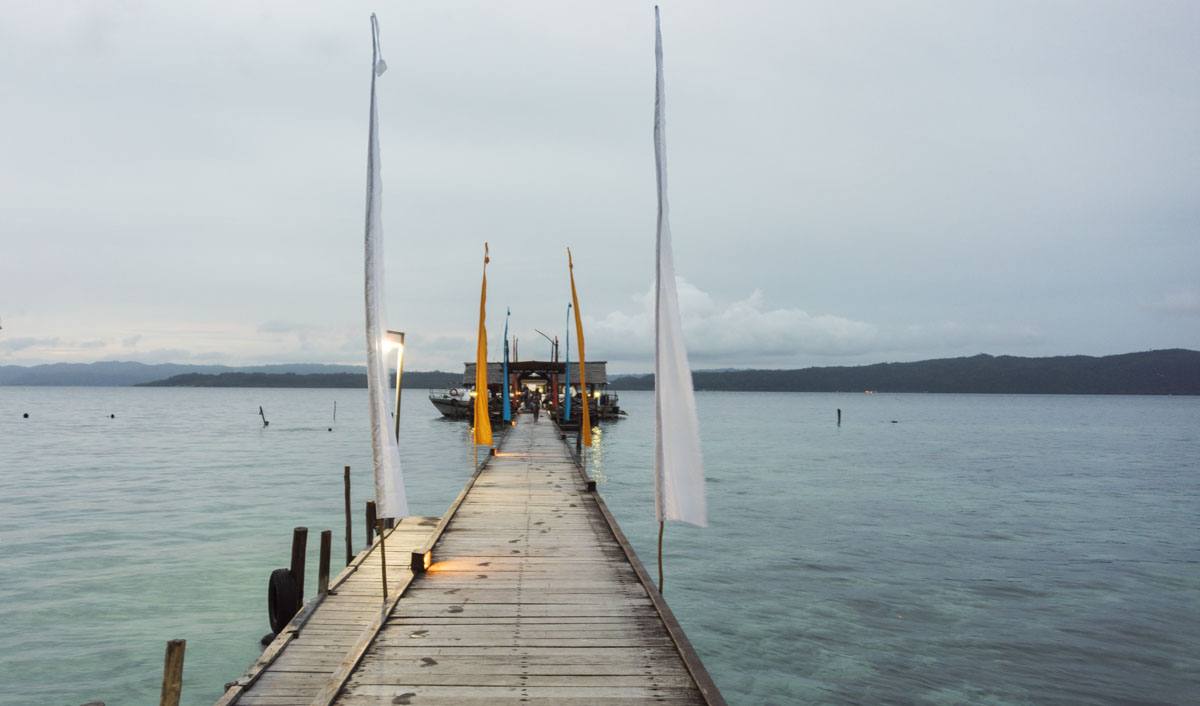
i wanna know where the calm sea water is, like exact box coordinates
[0,388,1197,705]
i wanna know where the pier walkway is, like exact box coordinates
[219,414,722,705]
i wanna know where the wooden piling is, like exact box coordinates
[837,408,842,426]
[343,466,352,565]
[158,639,185,706]
[289,527,308,599]
[318,530,332,595]
[365,501,376,547]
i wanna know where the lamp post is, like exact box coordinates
[533,329,558,362]
[385,330,405,441]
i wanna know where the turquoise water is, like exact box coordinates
[0,388,1197,705]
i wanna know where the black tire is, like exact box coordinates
[267,568,301,633]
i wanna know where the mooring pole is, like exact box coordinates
[318,530,332,595]
[837,408,842,426]
[343,466,352,565]
[365,501,377,547]
[159,639,186,706]
[289,527,308,599]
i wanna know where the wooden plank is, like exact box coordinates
[221,419,718,706]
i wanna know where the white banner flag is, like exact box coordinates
[653,7,706,527]
[364,14,407,518]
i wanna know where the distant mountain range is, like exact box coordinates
[3,349,1197,394]
[0,361,367,386]
[608,349,1200,395]
[138,371,460,389]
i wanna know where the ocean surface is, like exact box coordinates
[0,387,1197,705]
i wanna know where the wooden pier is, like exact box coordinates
[217,415,723,705]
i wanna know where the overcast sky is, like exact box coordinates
[1,1,1197,372]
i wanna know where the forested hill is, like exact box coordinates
[138,371,460,389]
[608,349,1200,395]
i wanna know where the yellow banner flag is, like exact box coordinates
[473,243,493,446]
[567,248,592,446]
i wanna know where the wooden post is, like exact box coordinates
[290,527,308,599]
[343,466,352,565]
[318,530,332,595]
[365,501,377,547]
[159,639,185,706]
[837,408,842,426]
[377,519,388,601]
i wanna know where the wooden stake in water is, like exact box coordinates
[377,519,388,601]
[159,639,186,706]
[343,466,352,565]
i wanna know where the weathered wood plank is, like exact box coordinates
[222,417,717,706]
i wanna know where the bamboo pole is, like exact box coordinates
[158,639,186,706]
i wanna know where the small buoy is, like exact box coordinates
[22,412,29,419]
[327,427,333,432]
[110,414,115,419]
[890,420,899,424]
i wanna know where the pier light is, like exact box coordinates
[592,390,601,399]
[411,549,432,573]
[383,330,405,353]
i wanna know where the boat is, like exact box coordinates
[429,359,625,421]
[427,387,474,420]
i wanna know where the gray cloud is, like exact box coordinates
[589,279,1046,369]
[1148,287,1200,317]
[0,337,61,354]
[1,1,1197,370]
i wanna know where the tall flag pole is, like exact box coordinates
[563,302,572,421]
[567,249,592,447]
[473,243,493,453]
[652,6,707,592]
[363,14,407,519]
[502,308,512,424]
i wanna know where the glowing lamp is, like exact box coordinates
[385,330,406,441]
[383,330,405,353]
[410,549,432,573]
